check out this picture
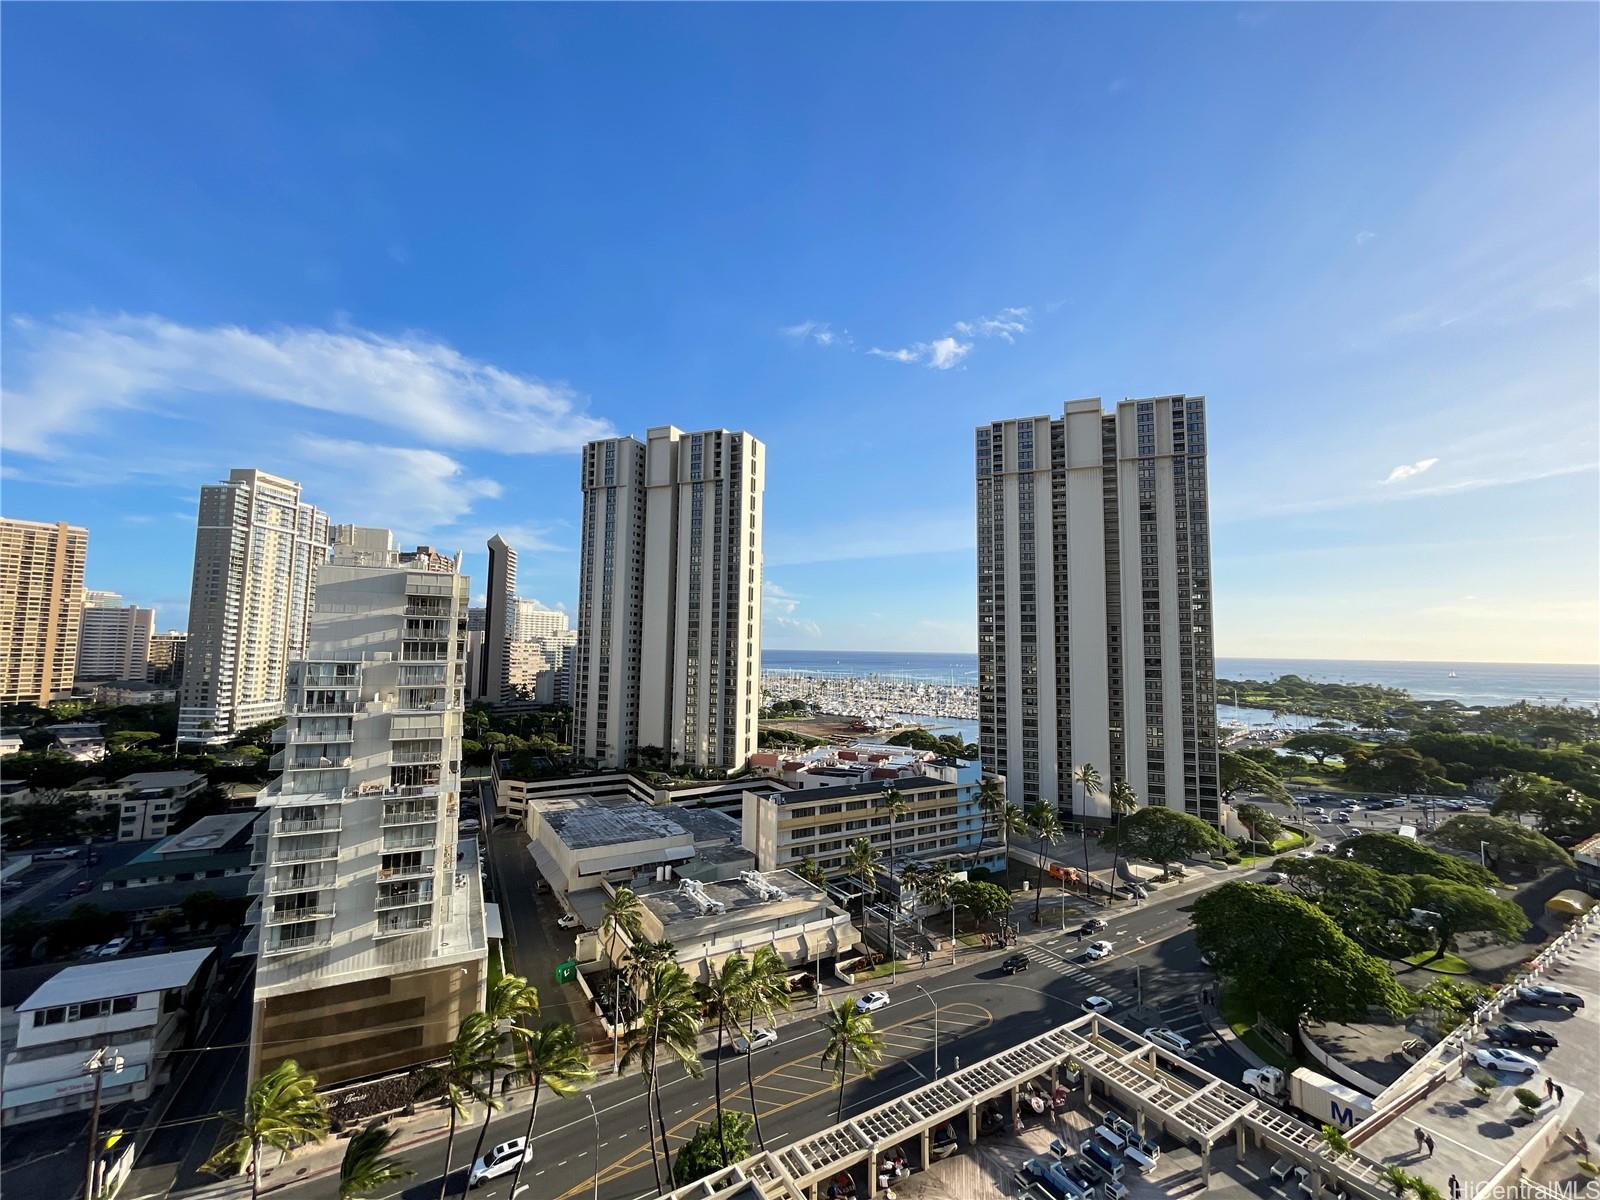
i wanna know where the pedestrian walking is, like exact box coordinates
[1546,1077,1556,1099]
[1575,1128,1588,1157]
[1555,1083,1565,1104]
[1448,1176,1460,1200]
[1415,1128,1426,1155]
[1425,1134,1435,1158]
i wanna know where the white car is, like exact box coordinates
[1083,940,1114,961]
[1143,1027,1194,1057]
[855,991,891,1013]
[733,1027,777,1054]
[1474,1046,1539,1075]
[1082,995,1115,1015]
[96,937,130,958]
[1315,813,1331,824]
[469,1137,532,1187]
[556,913,581,929]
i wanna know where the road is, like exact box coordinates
[271,876,1256,1200]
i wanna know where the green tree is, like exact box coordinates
[416,1014,508,1200]
[1113,806,1232,876]
[846,838,881,921]
[180,889,223,931]
[976,774,1005,846]
[1105,779,1139,895]
[1026,801,1063,922]
[623,962,704,1193]
[818,999,885,1123]
[601,887,645,967]
[1236,803,1285,853]
[203,1059,329,1200]
[736,945,793,1150]
[947,879,1010,932]
[1492,774,1600,843]
[793,857,827,889]
[1221,751,1290,803]
[1275,857,1417,953]
[673,1112,755,1186]
[1427,814,1571,873]
[698,954,748,1167]
[1193,882,1411,1030]
[995,801,1027,856]
[505,1021,595,1199]
[1282,733,1359,767]
[1342,832,1496,887]
[467,975,540,1179]
[1075,763,1103,899]
[1408,878,1530,962]
[338,1124,413,1199]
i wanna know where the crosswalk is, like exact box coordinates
[1023,942,1215,1050]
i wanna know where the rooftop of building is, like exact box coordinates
[635,869,830,928]
[116,770,206,791]
[665,805,742,844]
[17,947,214,1011]
[544,801,692,850]
[147,811,262,856]
[760,773,962,805]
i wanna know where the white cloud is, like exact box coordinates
[952,306,1032,343]
[762,580,802,615]
[2,312,613,459]
[1383,457,1440,484]
[868,306,1028,369]
[294,435,502,540]
[867,337,972,370]
[780,320,849,348]
[1355,230,1377,246]
[766,614,823,639]
[866,346,920,364]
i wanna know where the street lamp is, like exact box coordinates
[83,1046,124,1200]
[585,1094,600,1200]
[914,984,939,1077]
[949,901,967,966]
[1479,841,1490,868]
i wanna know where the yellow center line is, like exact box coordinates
[547,1003,994,1200]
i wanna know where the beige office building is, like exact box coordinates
[178,470,329,745]
[575,426,765,771]
[77,591,156,682]
[0,518,88,705]
[975,396,1219,824]
[248,556,485,1086]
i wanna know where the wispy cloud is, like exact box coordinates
[762,580,821,639]
[1383,457,1439,484]
[1355,230,1377,246]
[780,319,849,348]
[762,580,803,615]
[766,614,823,639]
[952,307,1032,343]
[294,434,503,540]
[2,312,613,459]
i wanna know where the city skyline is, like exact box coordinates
[2,4,1596,665]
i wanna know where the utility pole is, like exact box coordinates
[915,985,939,1078]
[82,1046,124,1200]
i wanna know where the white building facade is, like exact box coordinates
[575,425,765,772]
[77,591,156,682]
[248,557,486,1087]
[178,469,330,745]
[975,396,1219,823]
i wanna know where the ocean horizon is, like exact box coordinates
[763,649,1599,710]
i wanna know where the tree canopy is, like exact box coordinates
[1274,856,1418,954]
[1408,877,1529,960]
[673,1112,755,1185]
[1220,751,1289,802]
[1282,732,1359,766]
[1341,832,1495,888]
[947,879,1010,926]
[1193,882,1411,1030]
[1427,813,1571,872]
[1235,803,1285,845]
[1111,806,1232,871]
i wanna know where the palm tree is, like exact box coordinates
[203,1059,330,1200]
[737,945,793,1151]
[794,857,827,888]
[1026,801,1062,923]
[818,999,885,1123]
[996,801,1027,858]
[1075,763,1104,900]
[1379,1164,1415,1199]
[417,1013,508,1200]
[977,774,1005,846]
[1318,1124,1351,1158]
[601,887,645,964]
[467,974,540,1181]
[846,837,880,922]
[1105,779,1138,900]
[339,1124,413,1199]
[879,787,908,849]
[699,954,750,1168]
[622,962,704,1192]
[505,1021,596,1199]
[897,861,926,917]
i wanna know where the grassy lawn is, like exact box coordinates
[1219,987,1296,1070]
[1400,950,1474,975]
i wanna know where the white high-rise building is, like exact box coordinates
[0,518,88,705]
[975,396,1219,823]
[248,556,485,1087]
[510,597,568,641]
[76,591,156,681]
[478,535,516,705]
[575,425,764,771]
[178,470,330,745]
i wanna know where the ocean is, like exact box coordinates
[762,650,1599,710]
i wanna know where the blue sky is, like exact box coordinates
[3,4,1596,664]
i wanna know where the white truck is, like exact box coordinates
[1242,1066,1374,1131]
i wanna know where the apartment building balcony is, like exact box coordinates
[382,829,436,852]
[271,841,340,864]
[264,867,338,895]
[262,928,334,956]
[281,753,354,771]
[273,813,342,836]
[376,883,433,911]
[290,699,357,715]
[375,911,434,938]
[379,858,435,882]
[381,800,438,826]
[404,600,453,618]
[266,898,336,925]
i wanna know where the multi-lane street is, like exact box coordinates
[268,870,1264,1200]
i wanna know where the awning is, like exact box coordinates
[1546,889,1598,916]
[484,902,504,940]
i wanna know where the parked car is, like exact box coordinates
[1142,1027,1193,1057]
[1473,1046,1539,1075]
[1486,1022,1558,1052]
[1082,995,1115,1015]
[1517,984,1584,1011]
[555,912,581,929]
[1002,954,1030,974]
[459,819,481,834]
[855,991,891,1013]
[96,937,130,958]
[469,1138,532,1188]
[732,1027,777,1054]
[1083,941,1113,961]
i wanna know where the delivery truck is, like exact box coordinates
[1241,1066,1375,1130]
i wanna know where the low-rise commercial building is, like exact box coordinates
[45,722,107,763]
[113,770,208,842]
[1575,832,1600,896]
[741,756,1004,879]
[495,762,790,824]
[98,811,261,925]
[2,948,215,1125]
[528,798,753,902]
